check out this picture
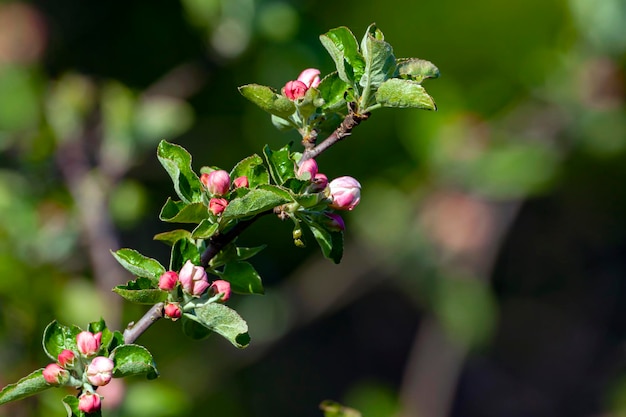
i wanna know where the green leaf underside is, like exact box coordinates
[111,344,158,380]
[43,321,81,361]
[159,199,210,223]
[375,78,437,110]
[223,187,291,220]
[319,27,364,85]
[189,303,250,348]
[221,261,264,295]
[157,141,203,204]
[238,84,296,119]
[230,154,270,188]
[113,277,168,304]
[153,229,192,246]
[301,216,344,264]
[191,220,219,239]
[111,248,165,283]
[360,25,396,91]
[395,58,440,83]
[0,369,49,406]
[263,145,296,185]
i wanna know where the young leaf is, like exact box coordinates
[153,229,192,246]
[111,248,166,283]
[170,238,200,271]
[221,261,264,295]
[300,216,344,264]
[159,199,210,223]
[157,141,203,204]
[189,303,250,348]
[113,278,168,305]
[0,369,50,406]
[42,321,81,361]
[263,144,297,185]
[375,78,437,110]
[359,24,396,92]
[238,84,296,119]
[230,154,270,188]
[209,243,266,268]
[191,219,219,239]
[395,58,440,83]
[222,186,291,220]
[318,72,350,112]
[319,27,365,85]
[111,344,159,380]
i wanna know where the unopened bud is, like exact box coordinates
[297,159,318,180]
[283,80,308,100]
[78,392,102,414]
[164,302,182,321]
[201,170,231,196]
[86,356,114,387]
[57,349,76,368]
[158,271,178,291]
[209,280,231,302]
[209,197,228,215]
[179,260,210,297]
[324,212,345,232]
[311,173,328,192]
[328,176,361,211]
[297,68,321,89]
[43,363,69,385]
[233,176,249,188]
[76,331,102,357]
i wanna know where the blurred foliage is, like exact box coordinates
[0,0,625,416]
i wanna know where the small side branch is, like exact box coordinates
[123,302,164,344]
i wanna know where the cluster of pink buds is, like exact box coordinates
[200,170,249,215]
[42,330,115,414]
[283,68,321,100]
[297,158,361,211]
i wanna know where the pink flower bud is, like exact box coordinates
[233,176,249,188]
[311,173,328,192]
[43,363,69,385]
[297,68,321,88]
[158,271,178,291]
[164,302,182,321]
[209,197,228,215]
[324,212,345,232]
[78,392,102,414]
[76,331,102,357]
[86,356,114,387]
[297,159,318,180]
[210,280,231,302]
[328,176,361,211]
[283,80,308,100]
[57,349,76,368]
[201,170,230,196]
[179,260,210,297]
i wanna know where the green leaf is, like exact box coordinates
[230,154,270,188]
[170,238,200,271]
[42,321,81,361]
[88,318,107,334]
[395,58,440,83]
[359,24,396,91]
[0,369,50,406]
[223,186,291,220]
[62,394,98,417]
[221,261,264,295]
[113,278,168,305]
[191,220,219,239]
[209,243,266,268]
[189,303,250,348]
[271,114,295,131]
[157,140,203,204]
[375,78,437,110]
[111,248,166,284]
[181,315,213,340]
[263,144,296,185]
[300,216,344,264]
[111,344,159,380]
[159,198,210,223]
[319,26,365,84]
[153,229,192,246]
[238,84,296,118]
[318,72,350,112]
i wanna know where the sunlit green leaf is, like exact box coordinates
[170,238,200,271]
[187,303,250,348]
[221,261,264,295]
[318,72,350,112]
[209,244,266,268]
[230,154,270,188]
[111,344,158,380]
[111,248,166,283]
[319,27,365,85]
[375,79,437,110]
[113,278,167,305]
[42,321,81,361]
[238,84,296,118]
[263,144,296,185]
[0,369,50,406]
[395,58,440,83]
[359,24,396,92]
[223,186,291,220]
[157,141,203,204]
[153,229,192,246]
[159,199,210,223]
[191,220,219,239]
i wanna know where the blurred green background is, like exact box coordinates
[1,0,625,416]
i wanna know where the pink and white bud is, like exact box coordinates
[179,260,210,297]
[164,302,182,321]
[233,176,249,189]
[78,392,102,414]
[201,170,231,196]
[297,68,321,88]
[209,197,228,215]
[158,271,178,291]
[76,331,102,357]
[57,349,76,368]
[86,356,114,387]
[311,173,328,192]
[210,280,231,302]
[283,80,308,100]
[324,212,346,232]
[297,159,318,180]
[43,363,69,385]
[328,176,361,211]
